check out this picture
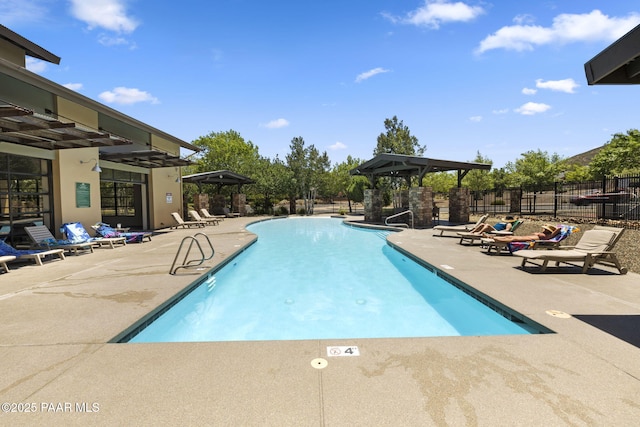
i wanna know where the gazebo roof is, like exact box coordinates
[350,153,491,186]
[181,170,254,190]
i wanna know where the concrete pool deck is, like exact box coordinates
[1,215,639,425]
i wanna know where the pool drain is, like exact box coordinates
[546,309,571,318]
[311,358,328,369]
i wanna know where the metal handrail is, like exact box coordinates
[169,232,215,275]
[385,210,413,229]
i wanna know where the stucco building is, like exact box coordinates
[0,25,198,245]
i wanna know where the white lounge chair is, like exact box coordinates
[200,208,225,222]
[1,255,16,272]
[0,240,65,266]
[25,225,95,255]
[513,226,627,274]
[433,214,489,236]
[61,222,126,249]
[189,210,219,226]
[170,212,206,229]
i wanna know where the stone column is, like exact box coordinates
[364,189,382,223]
[409,187,433,228]
[448,187,470,223]
[193,193,209,212]
[232,193,246,216]
[210,194,227,215]
[509,188,521,213]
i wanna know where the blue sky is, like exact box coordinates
[3,1,640,168]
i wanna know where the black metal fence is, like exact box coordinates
[469,174,640,229]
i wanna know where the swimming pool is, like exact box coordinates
[126,217,541,342]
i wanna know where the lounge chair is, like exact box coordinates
[457,219,523,245]
[61,222,126,249]
[0,240,65,266]
[513,226,627,274]
[223,207,241,218]
[1,255,16,272]
[200,208,225,222]
[92,222,152,243]
[433,214,489,236]
[482,224,578,255]
[170,212,206,229]
[189,210,220,226]
[25,225,95,255]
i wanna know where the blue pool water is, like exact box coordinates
[128,217,535,342]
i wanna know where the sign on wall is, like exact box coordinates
[75,182,91,208]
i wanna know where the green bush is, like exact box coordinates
[491,199,505,205]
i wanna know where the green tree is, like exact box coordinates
[489,167,513,196]
[506,150,565,192]
[191,130,260,177]
[589,129,640,178]
[506,150,565,213]
[329,156,369,213]
[463,151,493,193]
[374,116,425,156]
[285,137,330,215]
[421,172,457,194]
[250,156,291,214]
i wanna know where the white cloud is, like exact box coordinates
[469,116,482,122]
[98,87,159,105]
[492,108,509,115]
[355,67,390,83]
[515,102,551,115]
[0,0,47,25]
[385,0,485,29]
[98,34,135,48]
[63,83,84,91]
[263,118,290,129]
[535,78,578,93]
[476,10,640,53]
[25,57,48,74]
[522,87,537,95]
[69,0,139,33]
[329,141,347,151]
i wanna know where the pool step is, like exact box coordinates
[375,231,391,240]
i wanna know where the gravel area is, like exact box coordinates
[480,215,640,274]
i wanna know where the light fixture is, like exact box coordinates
[169,167,181,183]
[80,158,102,173]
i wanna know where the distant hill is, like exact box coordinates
[565,146,603,166]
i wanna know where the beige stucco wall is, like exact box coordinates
[149,167,183,229]
[0,38,25,67]
[57,97,99,128]
[151,135,179,155]
[53,147,102,237]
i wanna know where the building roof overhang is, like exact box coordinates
[0,57,199,152]
[350,153,491,186]
[0,24,60,64]
[585,23,640,85]
[99,150,193,168]
[0,103,132,149]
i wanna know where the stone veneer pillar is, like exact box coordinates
[232,193,246,216]
[210,194,227,215]
[364,189,382,223]
[509,188,521,213]
[409,187,433,228]
[448,187,470,223]
[193,193,209,212]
